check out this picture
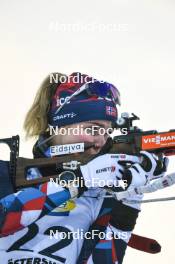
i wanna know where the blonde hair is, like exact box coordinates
[23,72,67,138]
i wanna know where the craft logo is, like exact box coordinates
[53,112,76,121]
[50,142,84,156]
[142,132,175,149]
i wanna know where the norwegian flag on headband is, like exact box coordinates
[106,106,117,117]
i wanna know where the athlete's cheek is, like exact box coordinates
[94,135,107,148]
[74,134,95,143]
[76,134,107,149]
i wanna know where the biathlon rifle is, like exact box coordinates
[0,113,175,190]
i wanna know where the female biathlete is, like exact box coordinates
[0,72,168,264]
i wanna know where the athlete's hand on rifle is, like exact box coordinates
[80,153,141,188]
[122,151,169,189]
[119,151,169,209]
[140,151,169,179]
